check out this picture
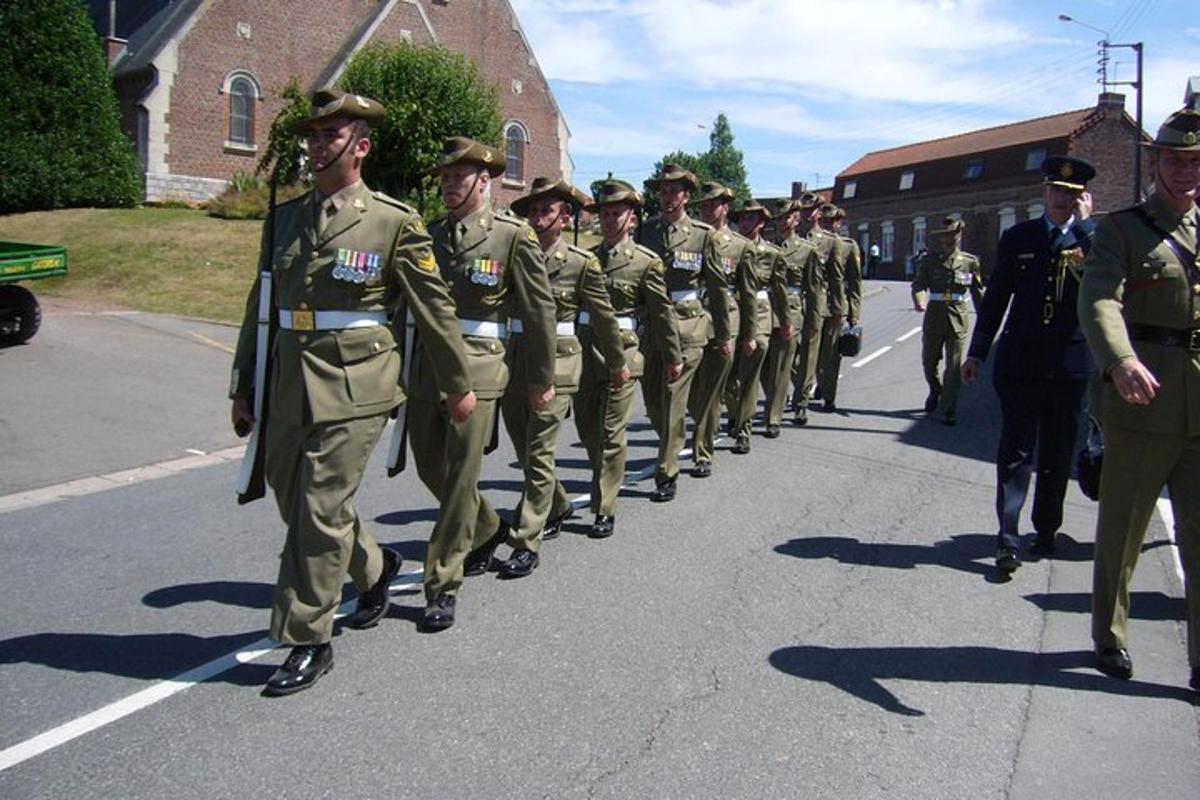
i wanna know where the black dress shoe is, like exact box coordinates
[542,507,575,541]
[589,514,615,538]
[263,644,333,696]
[924,391,940,413]
[1095,646,1133,679]
[464,519,510,576]
[995,546,1021,572]
[941,410,957,426]
[421,594,456,632]
[692,461,712,478]
[650,478,677,502]
[764,424,781,439]
[813,385,824,401]
[1029,532,1057,557]
[823,399,836,413]
[1189,666,1199,692]
[497,548,539,578]
[732,432,750,454]
[792,406,808,426]
[343,548,402,630]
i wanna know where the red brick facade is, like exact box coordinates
[832,94,1148,279]
[106,0,568,204]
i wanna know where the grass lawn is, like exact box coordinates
[0,207,605,323]
[0,207,261,322]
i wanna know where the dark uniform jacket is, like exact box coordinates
[969,216,1097,381]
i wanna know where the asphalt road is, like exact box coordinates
[1,285,1196,799]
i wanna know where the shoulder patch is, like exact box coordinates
[371,191,417,215]
[525,227,538,243]
[414,252,438,273]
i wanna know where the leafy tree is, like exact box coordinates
[256,77,312,187]
[340,41,503,216]
[703,113,750,202]
[0,0,142,212]
[643,151,708,218]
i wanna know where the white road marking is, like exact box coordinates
[1156,496,1184,584]
[896,326,922,342]
[189,332,236,354]
[0,447,247,515]
[851,346,892,368]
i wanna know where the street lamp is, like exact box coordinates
[1058,13,1144,203]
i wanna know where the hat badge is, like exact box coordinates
[356,95,369,108]
[1059,163,1073,178]
[483,149,493,161]
[1184,131,1198,146]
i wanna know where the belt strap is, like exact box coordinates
[459,318,506,339]
[671,288,700,302]
[929,291,967,303]
[755,289,770,300]
[1129,322,1200,352]
[278,310,387,331]
[785,286,802,296]
[579,311,637,330]
[509,319,575,336]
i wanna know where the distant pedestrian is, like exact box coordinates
[866,242,880,278]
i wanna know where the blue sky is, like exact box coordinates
[510,0,1199,197]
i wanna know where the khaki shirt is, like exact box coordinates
[840,236,864,322]
[708,225,756,344]
[777,232,818,327]
[745,236,788,337]
[912,247,984,335]
[1078,194,1200,435]
[640,213,732,348]
[808,227,847,319]
[231,182,470,425]
[592,238,678,377]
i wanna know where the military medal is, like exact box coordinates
[672,251,702,272]
[470,258,503,286]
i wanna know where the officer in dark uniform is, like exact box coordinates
[963,156,1097,572]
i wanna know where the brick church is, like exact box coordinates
[89,0,572,205]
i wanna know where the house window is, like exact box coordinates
[503,121,528,184]
[221,70,262,152]
[857,223,869,257]
[911,216,926,254]
[962,158,984,181]
[998,206,1016,237]
[880,221,895,262]
[842,180,857,199]
[1025,147,1047,171]
[898,171,915,191]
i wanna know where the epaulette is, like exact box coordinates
[371,191,417,215]
[634,243,660,260]
[692,220,714,231]
[758,239,783,254]
[566,242,594,259]
[492,211,526,227]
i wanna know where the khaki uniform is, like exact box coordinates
[794,227,846,408]
[911,247,984,415]
[640,214,731,484]
[687,225,755,464]
[501,240,625,551]
[231,182,471,644]
[762,232,816,426]
[576,239,678,515]
[1078,193,1200,668]
[408,205,556,600]
[731,236,788,435]
[818,235,863,405]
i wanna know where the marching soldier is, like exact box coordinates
[407,137,557,629]
[229,91,474,695]
[762,196,817,435]
[792,199,846,424]
[815,205,862,411]
[687,181,755,477]
[496,178,629,575]
[640,163,731,502]
[729,199,787,454]
[1077,107,1200,690]
[911,218,984,426]
[963,156,1097,572]
[576,179,678,536]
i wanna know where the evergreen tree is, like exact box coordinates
[701,113,750,202]
[0,0,142,212]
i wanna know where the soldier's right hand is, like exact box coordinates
[961,357,980,384]
[780,323,794,341]
[742,337,758,358]
[1110,358,1159,406]
[446,390,477,423]
[610,365,631,391]
[666,361,683,382]
[231,397,254,438]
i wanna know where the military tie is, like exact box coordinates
[315,198,334,238]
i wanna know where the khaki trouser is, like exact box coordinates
[817,318,844,405]
[574,366,637,517]
[502,388,573,553]
[921,324,967,414]
[408,395,503,600]
[1092,426,1200,666]
[792,314,826,409]
[643,345,703,484]
[688,342,734,464]
[762,329,799,426]
[731,333,770,435]
[266,412,387,645]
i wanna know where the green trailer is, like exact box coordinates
[0,241,68,346]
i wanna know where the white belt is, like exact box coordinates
[459,318,506,339]
[785,286,802,296]
[929,291,967,302]
[671,289,700,302]
[278,310,387,331]
[755,290,770,300]
[509,319,575,336]
[578,311,637,331]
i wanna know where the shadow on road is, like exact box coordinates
[775,532,1012,582]
[1024,590,1186,621]
[768,644,1196,716]
[143,580,273,609]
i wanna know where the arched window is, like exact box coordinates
[222,71,262,150]
[504,121,528,183]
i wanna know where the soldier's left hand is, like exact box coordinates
[610,365,631,391]
[961,357,981,384]
[666,361,683,382]
[529,383,556,411]
[831,314,845,329]
[446,390,477,423]
[741,338,758,358]
[719,340,734,359]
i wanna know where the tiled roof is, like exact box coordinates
[837,108,1097,178]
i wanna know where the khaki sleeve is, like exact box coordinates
[1078,215,1136,372]
[643,256,682,365]
[393,213,472,397]
[508,226,558,388]
[579,253,627,372]
[769,251,789,324]
[845,242,863,321]
[702,230,732,343]
[736,242,758,343]
[969,256,985,310]
[229,220,270,400]
[911,256,929,300]
[827,237,848,316]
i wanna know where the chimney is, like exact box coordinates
[791,180,808,199]
[102,0,126,65]
[1097,92,1126,112]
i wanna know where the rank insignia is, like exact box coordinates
[469,259,504,286]
[526,228,538,243]
[416,253,437,273]
[413,217,426,233]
